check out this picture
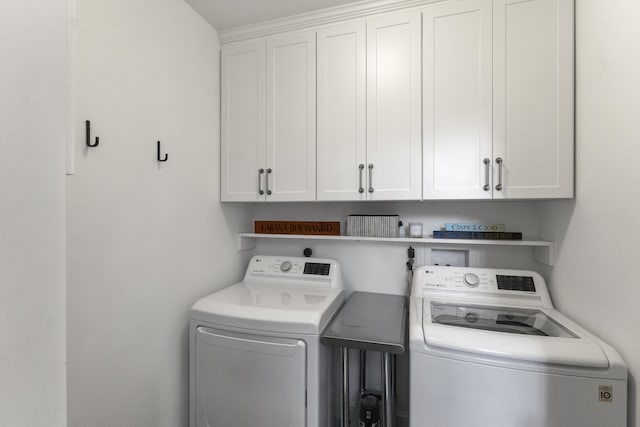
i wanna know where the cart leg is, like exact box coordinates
[360,349,366,395]
[342,347,350,427]
[392,354,397,398]
[382,352,394,427]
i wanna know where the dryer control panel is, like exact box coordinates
[411,265,553,308]
[243,255,343,288]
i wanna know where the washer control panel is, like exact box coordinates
[411,265,552,307]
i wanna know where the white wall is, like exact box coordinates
[540,1,640,425]
[66,0,251,426]
[0,1,68,426]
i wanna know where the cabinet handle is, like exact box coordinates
[358,164,365,193]
[483,158,490,191]
[495,157,503,191]
[258,168,265,195]
[266,168,272,196]
[368,164,374,193]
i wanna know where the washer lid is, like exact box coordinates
[430,302,577,337]
[422,300,610,368]
[191,281,345,334]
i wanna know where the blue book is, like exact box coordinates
[445,223,506,232]
[433,230,522,240]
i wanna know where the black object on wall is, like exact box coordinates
[157,141,168,162]
[85,120,99,147]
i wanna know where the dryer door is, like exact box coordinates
[195,327,306,427]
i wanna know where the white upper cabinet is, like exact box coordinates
[221,0,574,203]
[266,32,317,201]
[317,15,421,202]
[423,0,573,200]
[422,0,493,199]
[492,0,574,199]
[221,32,316,202]
[220,40,266,202]
[316,22,367,201]
[366,12,423,201]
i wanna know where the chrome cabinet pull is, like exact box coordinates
[258,168,265,195]
[358,164,365,193]
[265,168,272,195]
[483,158,490,191]
[368,164,374,193]
[495,157,503,191]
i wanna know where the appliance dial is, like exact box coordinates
[465,312,479,323]
[280,260,293,272]
[463,273,480,287]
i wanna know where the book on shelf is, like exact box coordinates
[444,223,506,232]
[255,221,340,235]
[433,230,522,240]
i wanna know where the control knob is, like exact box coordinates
[463,273,480,288]
[280,260,293,272]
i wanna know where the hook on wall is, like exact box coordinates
[157,141,168,162]
[85,120,99,147]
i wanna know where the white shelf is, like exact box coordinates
[237,233,555,265]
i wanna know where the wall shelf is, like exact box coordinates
[237,233,555,265]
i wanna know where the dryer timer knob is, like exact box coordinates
[280,261,293,272]
[463,273,480,287]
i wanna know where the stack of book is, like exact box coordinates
[347,214,399,238]
[432,223,522,240]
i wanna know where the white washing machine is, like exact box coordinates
[409,265,627,427]
[189,255,344,427]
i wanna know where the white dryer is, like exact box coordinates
[189,255,344,427]
[409,265,627,427]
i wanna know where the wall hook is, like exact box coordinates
[85,120,99,147]
[157,141,168,162]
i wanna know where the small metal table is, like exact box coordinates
[322,292,407,427]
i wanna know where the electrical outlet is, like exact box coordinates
[430,249,469,267]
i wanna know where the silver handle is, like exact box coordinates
[258,168,265,195]
[368,164,374,193]
[265,168,272,195]
[196,327,300,354]
[495,157,503,191]
[358,164,365,193]
[483,158,490,191]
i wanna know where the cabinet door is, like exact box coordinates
[221,40,266,201]
[266,32,317,201]
[317,22,367,201]
[366,12,422,200]
[422,0,493,200]
[493,0,574,199]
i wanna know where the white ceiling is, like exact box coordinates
[185,0,367,30]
